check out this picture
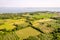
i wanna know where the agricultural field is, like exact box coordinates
[0,11,60,40]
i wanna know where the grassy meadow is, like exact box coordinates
[0,11,60,40]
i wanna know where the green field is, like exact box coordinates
[0,11,60,40]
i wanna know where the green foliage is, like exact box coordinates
[37,33,53,40]
[0,32,19,40]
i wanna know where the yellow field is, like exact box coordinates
[0,19,28,30]
[16,27,40,40]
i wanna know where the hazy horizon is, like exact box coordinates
[0,7,60,13]
[0,0,60,13]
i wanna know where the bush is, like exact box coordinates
[37,33,53,40]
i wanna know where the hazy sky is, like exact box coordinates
[0,0,60,7]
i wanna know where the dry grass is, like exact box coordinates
[16,27,40,40]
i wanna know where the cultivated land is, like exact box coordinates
[0,11,60,40]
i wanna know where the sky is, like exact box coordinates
[0,0,60,7]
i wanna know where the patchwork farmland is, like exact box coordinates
[0,11,60,40]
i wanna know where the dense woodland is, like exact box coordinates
[0,11,60,40]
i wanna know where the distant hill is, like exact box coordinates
[0,7,60,13]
